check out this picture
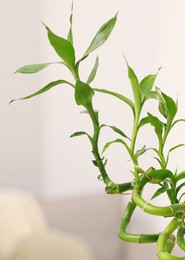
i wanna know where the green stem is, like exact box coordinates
[119,200,158,243]
[157,218,185,259]
[177,227,185,251]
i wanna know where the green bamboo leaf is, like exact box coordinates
[161,92,177,124]
[140,74,157,99]
[102,139,136,164]
[175,170,185,182]
[82,13,117,59]
[101,124,130,140]
[176,183,185,195]
[75,81,94,108]
[43,23,75,69]
[93,88,135,115]
[147,113,164,142]
[166,144,185,168]
[172,119,185,128]
[86,57,99,84]
[155,88,167,118]
[125,60,142,114]
[151,186,169,200]
[10,80,74,103]
[143,91,158,102]
[138,116,150,129]
[70,131,93,143]
[148,169,174,184]
[67,2,73,44]
[15,62,63,74]
[135,145,147,159]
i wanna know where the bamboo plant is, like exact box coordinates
[12,6,185,260]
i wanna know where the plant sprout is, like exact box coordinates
[12,5,185,260]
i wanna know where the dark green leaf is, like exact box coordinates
[87,56,99,84]
[67,2,73,44]
[43,23,75,69]
[92,160,98,167]
[101,124,130,140]
[151,186,169,200]
[93,88,135,115]
[15,62,63,74]
[82,13,117,59]
[75,81,94,108]
[10,80,74,103]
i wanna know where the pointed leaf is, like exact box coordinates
[175,171,185,182]
[75,81,94,108]
[148,169,174,184]
[138,116,150,129]
[10,80,74,103]
[93,88,135,115]
[101,124,130,140]
[151,186,169,200]
[140,74,157,99]
[172,119,185,128]
[67,2,73,44]
[176,182,185,195]
[162,92,177,124]
[102,139,136,164]
[125,60,141,114]
[82,13,117,59]
[155,88,167,118]
[44,24,75,69]
[70,131,93,143]
[143,91,158,102]
[15,62,63,74]
[135,145,147,158]
[87,57,99,84]
[147,113,164,143]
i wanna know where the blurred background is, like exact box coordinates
[0,0,185,259]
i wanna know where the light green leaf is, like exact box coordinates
[82,13,117,59]
[148,169,174,184]
[102,139,136,164]
[93,88,135,115]
[175,170,185,183]
[143,91,158,102]
[15,62,63,74]
[155,88,167,118]
[140,74,157,99]
[10,80,74,103]
[70,131,93,143]
[125,60,142,114]
[147,113,164,143]
[135,145,147,158]
[172,119,185,128]
[75,81,94,108]
[87,57,99,84]
[67,2,73,44]
[101,124,130,140]
[161,92,177,125]
[43,23,75,69]
[138,116,150,129]
[165,144,185,168]
[176,182,185,195]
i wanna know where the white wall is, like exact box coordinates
[1,0,185,208]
